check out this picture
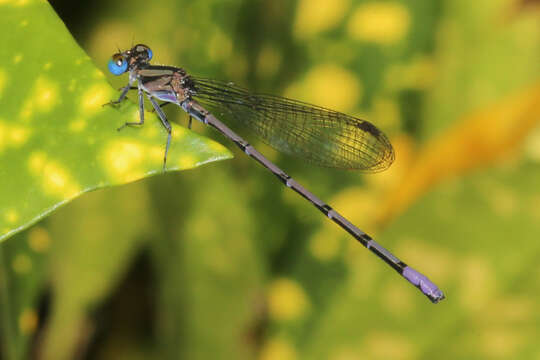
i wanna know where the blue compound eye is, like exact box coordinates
[108,55,128,75]
[146,48,153,60]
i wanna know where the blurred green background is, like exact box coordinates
[1,0,540,359]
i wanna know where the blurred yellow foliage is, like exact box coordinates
[256,44,282,78]
[362,331,416,360]
[267,278,310,321]
[12,253,32,274]
[18,308,38,335]
[28,226,51,252]
[348,2,410,44]
[285,64,362,112]
[294,0,350,38]
[378,83,540,224]
[259,338,297,360]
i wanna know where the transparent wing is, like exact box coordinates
[190,77,394,171]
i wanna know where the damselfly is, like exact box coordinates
[106,44,445,303]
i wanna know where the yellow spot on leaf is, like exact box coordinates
[80,83,113,114]
[149,145,165,163]
[102,140,146,181]
[171,126,186,139]
[20,19,28,27]
[5,209,18,223]
[259,338,297,360]
[0,122,4,151]
[45,166,78,197]
[20,77,60,119]
[208,140,228,153]
[0,121,31,151]
[285,64,361,112]
[28,151,46,173]
[294,0,350,38]
[69,118,87,132]
[28,152,81,198]
[13,54,23,64]
[268,278,310,321]
[19,105,32,119]
[0,69,6,99]
[93,69,105,79]
[18,308,38,335]
[9,125,30,145]
[10,0,30,6]
[178,154,197,169]
[28,227,51,252]
[348,2,410,44]
[12,254,32,274]
[129,108,142,122]
[43,62,52,70]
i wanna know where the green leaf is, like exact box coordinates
[0,0,232,243]
[41,183,155,359]
[150,168,264,359]
[0,225,50,360]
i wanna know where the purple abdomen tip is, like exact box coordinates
[403,267,445,303]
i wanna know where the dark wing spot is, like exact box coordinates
[356,121,381,138]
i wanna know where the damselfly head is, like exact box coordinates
[108,53,128,75]
[107,44,153,76]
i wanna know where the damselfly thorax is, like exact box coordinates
[133,66,192,104]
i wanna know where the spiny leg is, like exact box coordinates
[151,103,191,129]
[150,102,172,113]
[117,85,145,131]
[148,96,172,170]
[103,82,134,107]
